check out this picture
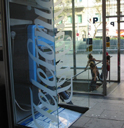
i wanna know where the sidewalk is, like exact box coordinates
[70,80,124,128]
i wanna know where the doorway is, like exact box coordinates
[106,0,124,82]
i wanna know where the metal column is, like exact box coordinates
[102,0,107,96]
[72,0,77,79]
[117,0,120,82]
[1,0,16,127]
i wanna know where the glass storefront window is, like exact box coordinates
[75,0,103,95]
[2,0,89,127]
[7,0,60,127]
[2,0,124,127]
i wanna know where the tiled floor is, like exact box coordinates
[70,80,124,128]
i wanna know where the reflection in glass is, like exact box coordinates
[9,1,59,127]
[106,18,118,81]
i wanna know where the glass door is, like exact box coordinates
[120,22,124,81]
[105,0,123,93]
[120,0,124,81]
[75,0,103,95]
[106,17,118,82]
[106,0,119,83]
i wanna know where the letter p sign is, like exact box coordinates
[93,17,98,24]
[110,22,114,26]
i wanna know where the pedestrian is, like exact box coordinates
[106,52,110,78]
[100,52,110,79]
[89,62,99,91]
[85,53,102,81]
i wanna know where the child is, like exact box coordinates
[85,53,102,81]
[89,63,99,91]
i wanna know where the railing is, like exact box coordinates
[61,39,124,53]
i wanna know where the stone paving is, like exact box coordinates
[70,80,124,128]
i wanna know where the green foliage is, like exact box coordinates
[93,38,102,40]
[120,37,124,39]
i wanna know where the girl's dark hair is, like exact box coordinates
[88,54,92,59]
